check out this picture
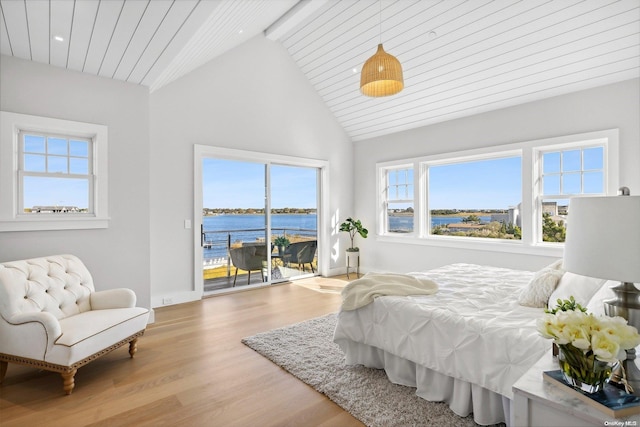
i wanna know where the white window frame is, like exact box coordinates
[380,164,416,236]
[534,141,609,245]
[0,111,109,231]
[376,129,619,257]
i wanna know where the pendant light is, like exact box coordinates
[360,0,404,97]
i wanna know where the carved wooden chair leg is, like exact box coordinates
[0,361,7,382]
[61,369,77,395]
[128,338,139,357]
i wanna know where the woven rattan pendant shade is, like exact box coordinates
[360,43,404,97]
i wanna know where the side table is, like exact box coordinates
[512,349,640,426]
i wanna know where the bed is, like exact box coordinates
[333,263,612,426]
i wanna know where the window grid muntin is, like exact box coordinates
[538,144,605,244]
[383,166,414,234]
[19,131,94,214]
[387,167,413,202]
[540,145,604,197]
[375,130,616,254]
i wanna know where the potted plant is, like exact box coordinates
[274,235,290,255]
[339,217,368,278]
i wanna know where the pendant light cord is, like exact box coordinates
[379,0,382,44]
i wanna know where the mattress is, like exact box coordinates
[333,263,551,401]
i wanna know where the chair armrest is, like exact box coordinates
[7,311,62,345]
[90,288,137,310]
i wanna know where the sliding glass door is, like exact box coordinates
[201,159,269,292]
[270,164,318,282]
[198,155,320,295]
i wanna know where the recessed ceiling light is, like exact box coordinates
[53,35,64,42]
[352,68,358,73]
[238,29,244,34]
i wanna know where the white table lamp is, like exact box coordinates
[563,188,640,393]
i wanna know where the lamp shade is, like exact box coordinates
[563,195,640,284]
[360,44,404,97]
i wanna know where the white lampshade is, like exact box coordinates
[563,195,640,284]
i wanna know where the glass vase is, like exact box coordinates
[557,344,615,394]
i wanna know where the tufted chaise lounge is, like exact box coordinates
[0,254,150,395]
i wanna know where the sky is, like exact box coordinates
[23,147,604,211]
[202,158,317,209]
[200,150,604,211]
[429,156,522,210]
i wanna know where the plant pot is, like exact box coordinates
[558,344,616,394]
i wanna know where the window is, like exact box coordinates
[383,166,414,233]
[537,145,605,243]
[0,111,108,231]
[376,129,619,256]
[20,132,93,214]
[428,155,522,240]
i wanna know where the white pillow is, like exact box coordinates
[547,271,608,311]
[518,259,564,308]
[585,280,617,316]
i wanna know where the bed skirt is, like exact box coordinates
[336,338,511,426]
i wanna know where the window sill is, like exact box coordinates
[376,233,564,257]
[0,217,109,232]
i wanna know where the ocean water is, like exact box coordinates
[202,214,317,260]
[202,214,492,261]
[390,215,492,232]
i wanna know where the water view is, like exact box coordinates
[202,213,496,262]
[202,214,317,261]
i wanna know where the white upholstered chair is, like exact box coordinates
[0,254,150,395]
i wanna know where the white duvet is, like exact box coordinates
[333,263,551,399]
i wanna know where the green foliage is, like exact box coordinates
[507,223,522,239]
[545,296,587,314]
[430,220,521,240]
[339,217,368,251]
[542,212,566,242]
[273,236,290,247]
[462,214,481,223]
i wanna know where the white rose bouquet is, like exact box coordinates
[537,297,640,392]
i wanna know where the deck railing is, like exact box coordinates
[201,226,317,277]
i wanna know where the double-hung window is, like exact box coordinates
[376,129,619,256]
[537,144,606,243]
[381,166,414,233]
[0,111,108,231]
[20,132,93,214]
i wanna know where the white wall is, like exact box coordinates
[149,35,352,306]
[354,78,640,274]
[0,55,152,309]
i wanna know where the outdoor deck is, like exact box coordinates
[204,272,268,292]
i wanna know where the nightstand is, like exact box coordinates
[512,350,640,426]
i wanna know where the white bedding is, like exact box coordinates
[333,263,552,424]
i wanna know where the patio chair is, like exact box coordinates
[229,246,267,286]
[284,241,317,273]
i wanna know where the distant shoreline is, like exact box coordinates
[204,212,316,216]
[390,211,502,217]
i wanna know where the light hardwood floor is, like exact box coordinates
[0,278,364,427]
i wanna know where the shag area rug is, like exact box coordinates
[242,313,481,427]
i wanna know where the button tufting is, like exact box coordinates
[23,296,28,299]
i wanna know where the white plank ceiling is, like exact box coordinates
[1,0,639,142]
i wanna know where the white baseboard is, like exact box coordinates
[151,290,200,309]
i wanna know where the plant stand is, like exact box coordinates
[346,251,360,279]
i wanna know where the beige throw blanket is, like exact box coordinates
[341,273,438,311]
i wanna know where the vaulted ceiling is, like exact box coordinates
[1,0,639,141]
